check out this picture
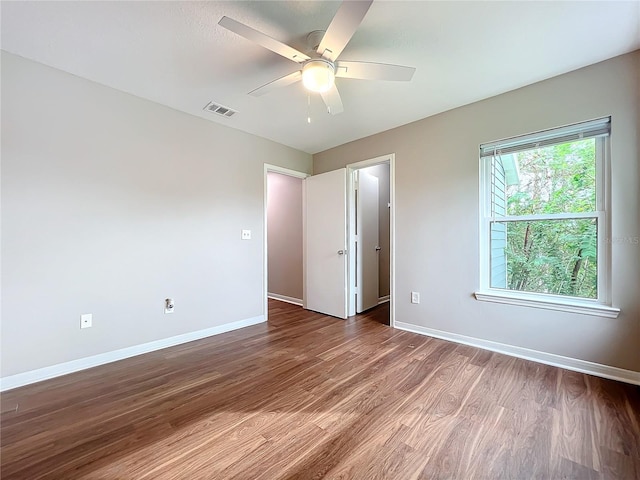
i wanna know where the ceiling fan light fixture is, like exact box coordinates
[302,60,335,93]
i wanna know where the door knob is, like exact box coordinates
[375,246,381,251]
[337,250,345,255]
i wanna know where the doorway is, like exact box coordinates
[347,155,394,326]
[265,157,394,326]
[263,165,309,320]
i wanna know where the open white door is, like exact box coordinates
[305,169,348,319]
[356,170,380,312]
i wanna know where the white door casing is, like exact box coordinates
[356,170,379,312]
[304,168,348,319]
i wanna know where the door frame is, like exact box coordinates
[346,154,396,326]
[263,164,310,321]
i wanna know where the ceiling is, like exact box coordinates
[2,1,639,154]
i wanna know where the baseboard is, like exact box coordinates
[268,293,303,306]
[378,295,390,304]
[0,314,265,392]
[394,321,640,386]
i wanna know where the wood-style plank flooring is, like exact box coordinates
[1,299,639,479]
[359,302,390,326]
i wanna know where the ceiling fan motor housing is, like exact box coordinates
[306,30,326,53]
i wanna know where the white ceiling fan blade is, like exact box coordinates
[249,70,302,96]
[335,61,416,81]
[316,0,373,62]
[219,16,310,64]
[320,84,344,115]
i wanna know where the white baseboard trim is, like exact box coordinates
[394,321,640,386]
[378,295,390,304]
[268,293,303,306]
[0,314,265,392]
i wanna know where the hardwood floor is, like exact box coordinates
[355,301,390,325]
[1,299,639,479]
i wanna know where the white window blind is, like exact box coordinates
[480,117,610,157]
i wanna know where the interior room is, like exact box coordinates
[1,1,639,479]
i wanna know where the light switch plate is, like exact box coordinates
[241,229,251,240]
[411,292,420,304]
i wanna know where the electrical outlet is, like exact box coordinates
[411,292,420,304]
[164,298,175,314]
[241,229,251,240]
[80,313,92,329]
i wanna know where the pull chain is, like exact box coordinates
[307,94,311,124]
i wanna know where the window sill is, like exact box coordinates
[474,291,620,318]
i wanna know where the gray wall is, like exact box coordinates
[267,172,303,301]
[361,164,391,298]
[314,52,640,372]
[1,52,312,377]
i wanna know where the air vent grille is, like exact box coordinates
[203,101,237,118]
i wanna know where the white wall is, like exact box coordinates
[314,52,640,372]
[1,52,312,378]
[267,172,303,301]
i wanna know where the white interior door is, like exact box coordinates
[305,168,348,319]
[356,170,379,312]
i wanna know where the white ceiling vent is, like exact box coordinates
[203,101,237,118]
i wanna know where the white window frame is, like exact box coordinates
[475,118,620,318]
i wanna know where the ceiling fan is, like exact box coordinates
[218,0,415,115]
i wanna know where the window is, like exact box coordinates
[477,118,619,317]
